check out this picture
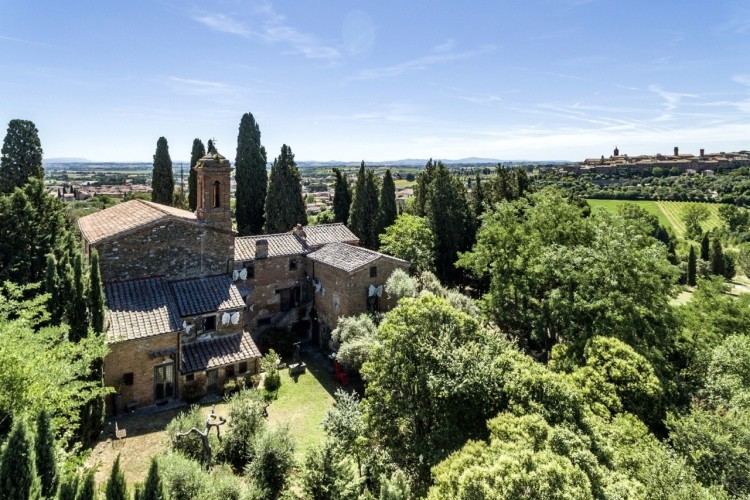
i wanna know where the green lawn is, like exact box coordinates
[587,199,724,239]
[266,355,338,459]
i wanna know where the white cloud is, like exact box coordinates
[192,13,250,37]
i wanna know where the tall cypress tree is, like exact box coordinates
[67,253,89,342]
[378,169,397,234]
[264,144,306,233]
[413,159,436,217]
[472,174,485,218]
[150,137,174,206]
[426,162,472,284]
[141,459,165,500]
[188,138,205,211]
[332,168,351,224]
[348,162,380,249]
[88,250,105,335]
[0,119,44,193]
[235,113,268,236]
[45,253,64,324]
[700,233,710,261]
[710,237,725,277]
[35,411,58,498]
[0,419,41,500]
[76,470,96,500]
[687,245,697,286]
[57,474,79,500]
[105,455,128,500]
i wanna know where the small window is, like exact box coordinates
[257,317,272,327]
[204,315,216,332]
[226,365,235,378]
[370,266,378,278]
[185,373,195,382]
[289,259,298,271]
[239,361,248,374]
[122,373,134,386]
[243,261,255,279]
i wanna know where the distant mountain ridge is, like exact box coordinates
[44,157,92,163]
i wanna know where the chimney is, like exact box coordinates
[674,146,679,156]
[700,148,705,157]
[255,239,268,259]
[292,223,307,241]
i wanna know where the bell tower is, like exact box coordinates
[195,151,233,232]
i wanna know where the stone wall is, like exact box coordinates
[308,257,409,331]
[104,331,179,413]
[94,221,234,282]
[235,255,305,331]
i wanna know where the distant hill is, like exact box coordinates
[296,158,574,168]
[44,157,91,163]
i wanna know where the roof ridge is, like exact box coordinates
[137,198,194,218]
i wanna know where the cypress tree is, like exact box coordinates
[332,168,351,224]
[235,112,268,235]
[88,250,106,335]
[76,470,96,500]
[348,162,380,249]
[105,455,128,500]
[35,411,58,498]
[378,169,397,235]
[710,237,725,277]
[57,474,79,500]
[515,168,529,198]
[67,253,89,342]
[426,162,472,284]
[264,144,306,233]
[472,174,485,218]
[687,245,697,287]
[413,159,436,216]
[188,138,205,211]
[0,419,41,500]
[141,459,165,500]
[0,119,44,193]
[150,137,174,206]
[45,253,64,324]
[700,233,710,261]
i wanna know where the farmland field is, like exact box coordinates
[586,199,724,238]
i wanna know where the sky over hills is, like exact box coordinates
[1,1,749,162]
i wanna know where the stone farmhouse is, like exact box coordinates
[77,152,408,413]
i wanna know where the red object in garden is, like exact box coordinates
[334,361,349,386]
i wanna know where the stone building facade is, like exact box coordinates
[78,152,408,412]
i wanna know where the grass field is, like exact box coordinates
[587,199,724,239]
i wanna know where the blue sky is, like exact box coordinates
[1,1,749,162]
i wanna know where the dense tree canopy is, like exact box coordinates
[264,144,306,233]
[151,136,174,206]
[348,162,380,249]
[379,214,435,274]
[235,112,268,235]
[0,119,44,194]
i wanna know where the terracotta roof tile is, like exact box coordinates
[181,331,261,373]
[169,274,245,317]
[78,199,198,244]
[234,233,306,261]
[302,223,359,248]
[307,241,409,273]
[105,277,181,343]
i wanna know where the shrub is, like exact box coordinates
[218,389,268,471]
[221,376,244,396]
[165,406,218,462]
[245,426,295,497]
[259,327,296,358]
[301,440,359,500]
[182,380,205,403]
[205,465,245,500]
[158,452,206,500]
[261,350,281,393]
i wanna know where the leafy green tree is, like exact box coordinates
[688,245,697,286]
[322,389,366,472]
[0,419,41,500]
[235,112,268,235]
[683,204,710,240]
[384,268,419,300]
[151,137,174,206]
[219,389,268,471]
[378,470,411,500]
[188,138,205,211]
[157,451,206,500]
[264,145,306,233]
[0,178,75,285]
[379,214,435,274]
[425,162,472,283]
[718,204,749,232]
[301,440,359,500]
[88,250,105,335]
[701,233,710,261]
[362,294,516,493]
[105,454,128,500]
[701,335,750,410]
[332,168,352,224]
[35,410,58,498]
[245,426,295,498]
[331,314,379,371]
[0,119,44,193]
[378,170,397,236]
[141,459,166,500]
[349,162,380,249]
[710,236,725,277]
